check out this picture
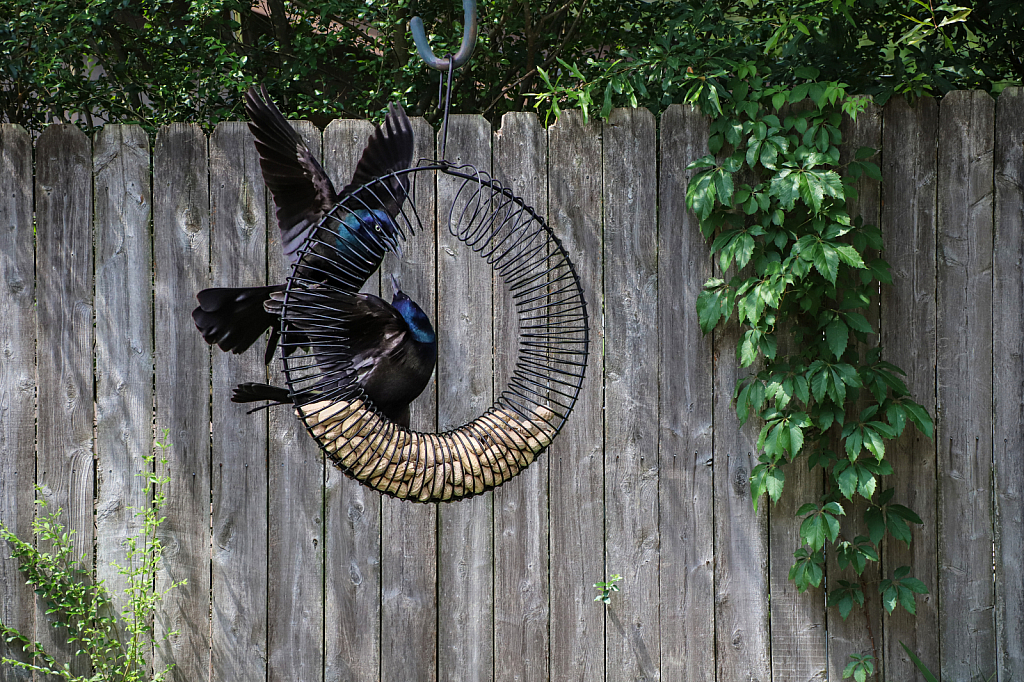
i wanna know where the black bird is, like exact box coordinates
[234,275,437,428]
[192,85,415,363]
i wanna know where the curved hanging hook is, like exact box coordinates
[410,0,477,71]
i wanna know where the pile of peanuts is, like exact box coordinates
[299,399,558,502]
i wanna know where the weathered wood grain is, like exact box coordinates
[209,121,269,682]
[993,86,1024,682]
[657,104,715,682]
[267,120,325,682]
[713,323,770,682]
[153,123,212,682]
[547,109,605,682]
[34,124,94,677]
[437,114,494,682]
[602,108,660,682]
[492,111,550,682]
[826,105,885,682]
[768,446,826,682]
[935,89,996,682]
[93,125,154,649]
[880,96,939,682]
[0,124,35,682]
[381,116,439,682]
[321,118,382,682]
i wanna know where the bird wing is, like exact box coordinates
[280,288,409,387]
[245,86,338,263]
[336,103,415,221]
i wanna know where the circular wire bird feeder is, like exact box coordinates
[279,162,589,502]
[278,0,587,501]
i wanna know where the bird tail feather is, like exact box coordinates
[192,285,285,360]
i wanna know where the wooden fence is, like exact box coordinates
[1,88,1022,682]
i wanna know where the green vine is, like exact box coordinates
[679,63,935,674]
[532,39,938,673]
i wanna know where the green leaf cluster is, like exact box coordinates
[0,437,184,681]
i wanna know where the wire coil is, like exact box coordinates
[280,160,589,502]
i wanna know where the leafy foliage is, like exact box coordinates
[3,0,1021,132]
[0,439,183,681]
[593,574,622,604]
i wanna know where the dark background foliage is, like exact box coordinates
[2,0,1021,133]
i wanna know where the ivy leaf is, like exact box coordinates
[843,311,874,334]
[837,462,858,499]
[835,244,867,268]
[714,169,735,207]
[826,318,849,359]
[904,401,934,438]
[855,146,877,161]
[686,172,716,220]
[813,243,840,283]
[770,171,801,209]
[799,172,825,213]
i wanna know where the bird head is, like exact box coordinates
[390,275,435,344]
[343,208,404,258]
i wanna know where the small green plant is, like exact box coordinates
[593,574,623,604]
[843,652,875,682]
[0,436,183,681]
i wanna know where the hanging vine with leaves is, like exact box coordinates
[533,53,938,682]
[682,62,933,621]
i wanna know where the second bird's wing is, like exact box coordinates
[336,104,415,221]
[246,85,339,263]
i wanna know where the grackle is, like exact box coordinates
[234,275,437,428]
[192,85,415,363]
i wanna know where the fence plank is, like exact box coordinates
[437,114,494,682]
[546,110,605,682]
[153,123,211,682]
[492,111,550,682]
[267,120,325,682]
[321,118,382,682]
[209,121,269,682]
[0,123,35,682]
[826,105,885,681]
[602,107,660,682]
[994,86,1024,682]
[657,104,715,682]
[381,116,439,682]
[93,125,154,648]
[880,96,939,682]
[34,124,94,678]
[714,322,770,678]
[936,89,996,682]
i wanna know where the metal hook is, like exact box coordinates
[410,0,477,71]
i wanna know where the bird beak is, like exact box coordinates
[392,239,404,259]
[390,273,401,297]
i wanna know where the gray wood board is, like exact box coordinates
[34,124,95,677]
[266,119,325,682]
[437,114,495,682]
[827,104,885,681]
[936,89,996,682]
[321,118,382,682]
[879,96,939,682]
[209,121,269,682]
[657,104,715,682]
[602,107,660,682]
[93,124,154,642]
[993,86,1024,682]
[380,116,440,682]
[492,111,550,682]
[153,123,212,682]
[546,109,605,682]
[0,123,35,682]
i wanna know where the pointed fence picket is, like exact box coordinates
[0,89,1021,682]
